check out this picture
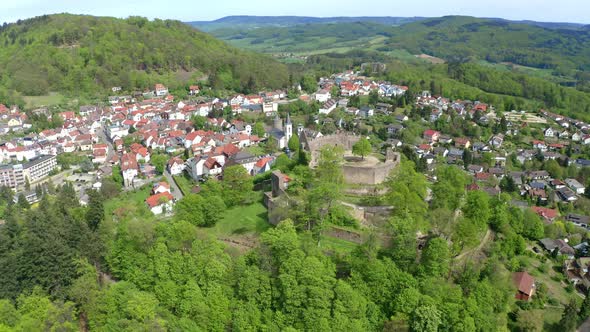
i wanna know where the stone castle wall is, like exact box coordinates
[304,133,360,167]
[342,159,398,185]
[303,133,400,185]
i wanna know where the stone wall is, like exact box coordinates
[303,132,400,185]
[304,133,360,167]
[343,151,400,185]
[343,160,398,185]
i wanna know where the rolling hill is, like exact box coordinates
[208,16,590,87]
[187,15,425,32]
[0,14,290,100]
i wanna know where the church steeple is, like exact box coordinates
[285,113,293,143]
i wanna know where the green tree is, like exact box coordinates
[580,290,590,321]
[421,237,450,277]
[288,133,300,152]
[222,165,253,207]
[352,137,372,160]
[515,310,543,332]
[191,115,207,130]
[17,194,29,209]
[150,153,168,174]
[252,122,266,137]
[86,189,104,231]
[368,90,379,106]
[411,304,441,332]
[463,190,491,228]
[499,176,516,192]
[175,194,205,226]
[559,300,578,332]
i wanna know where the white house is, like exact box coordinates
[121,153,138,187]
[155,84,168,97]
[167,157,185,176]
[146,192,174,215]
[314,90,331,103]
[566,178,586,195]
[544,128,554,138]
[152,182,171,195]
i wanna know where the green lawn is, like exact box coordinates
[319,235,359,254]
[205,202,270,238]
[23,93,64,109]
[104,188,153,222]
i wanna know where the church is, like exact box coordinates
[270,114,293,150]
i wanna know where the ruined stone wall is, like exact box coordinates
[306,134,360,167]
[342,152,400,185]
[305,133,400,185]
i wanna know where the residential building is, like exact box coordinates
[146,192,174,215]
[566,178,585,195]
[22,155,57,183]
[512,272,535,301]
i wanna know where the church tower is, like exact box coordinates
[273,114,283,131]
[285,113,293,143]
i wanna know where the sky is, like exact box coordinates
[0,0,588,24]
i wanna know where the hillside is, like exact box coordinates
[211,16,590,72]
[188,15,425,32]
[0,14,289,99]
[385,16,590,73]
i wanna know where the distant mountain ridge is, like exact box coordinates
[187,16,426,31]
[187,15,587,32]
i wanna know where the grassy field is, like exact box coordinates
[524,254,579,306]
[23,93,64,109]
[319,235,359,253]
[104,187,154,223]
[205,202,270,238]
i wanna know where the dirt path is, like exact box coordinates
[454,228,493,261]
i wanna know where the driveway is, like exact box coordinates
[163,170,184,200]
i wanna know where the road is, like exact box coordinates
[164,170,184,200]
[97,124,115,162]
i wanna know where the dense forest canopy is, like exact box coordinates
[0,14,289,99]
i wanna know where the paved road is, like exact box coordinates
[97,125,115,161]
[164,170,184,200]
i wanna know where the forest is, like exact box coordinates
[0,142,585,331]
[0,14,289,101]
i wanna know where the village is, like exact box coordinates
[0,69,590,302]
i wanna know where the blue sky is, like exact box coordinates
[0,0,588,24]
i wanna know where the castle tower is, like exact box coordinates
[273,114,283,131]
[285,113,293,143]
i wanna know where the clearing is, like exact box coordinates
[23,93,64,109]
[204,202,271,252]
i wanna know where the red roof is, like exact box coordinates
[513,272,535,301]
[204,157,220,169]
[255,157,273,168]
[423,129,439,137]
[418,144,431,150]
[145,192,174,208]
[121,153,138,171]
[222,144,240,157]
[531,206,558,220]
[168,157,184,167]
[475,172,491,181]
